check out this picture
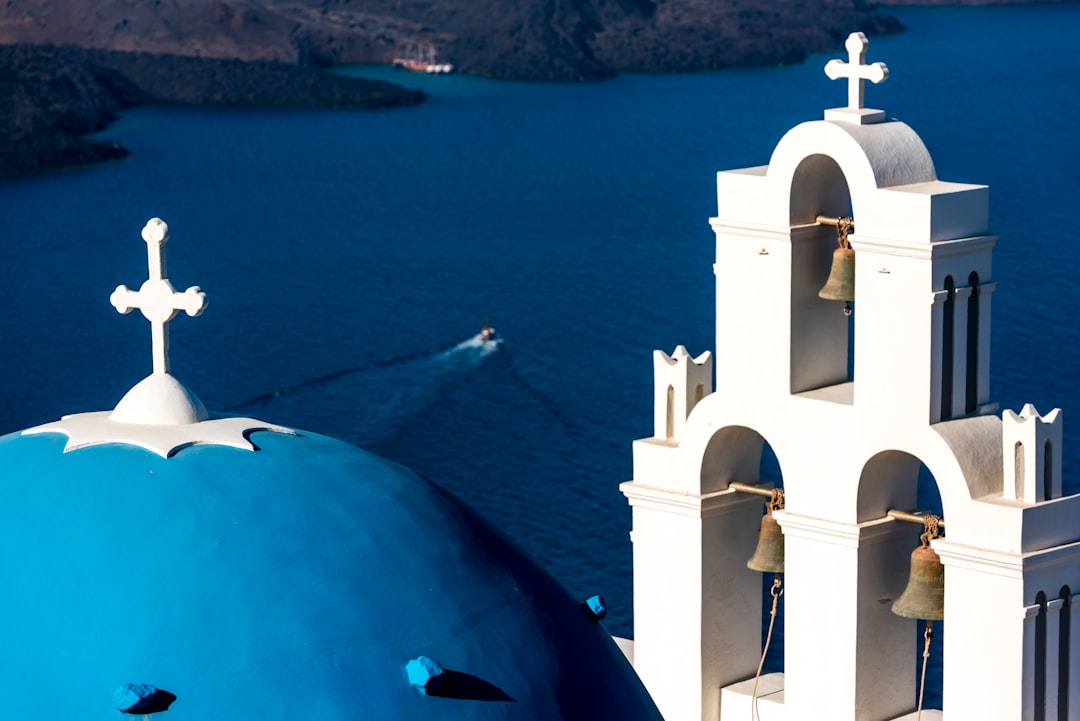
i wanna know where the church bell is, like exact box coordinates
[818,246,855,302]
[747,491,785,574]
[891,518,945,621]
[817,215,855,316]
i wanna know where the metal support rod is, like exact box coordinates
[728,482,776,498]
[816,214,855,231]
[888,509,945,528]
[725,487,943,527]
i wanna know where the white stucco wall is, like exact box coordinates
[623,50,1080,721]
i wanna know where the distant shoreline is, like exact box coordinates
[0,0,916,178]
[5,0,1057,178]
[0,44,426,178]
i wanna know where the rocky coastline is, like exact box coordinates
[0,44,424,178]
[0,0,1005,177]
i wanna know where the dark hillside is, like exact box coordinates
[0,44,423,177]
[0,0,910,175]
[0,0,904,81]
[0,45,143,176]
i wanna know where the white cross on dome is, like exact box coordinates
[110,218,207,375]
[25,216,294,454]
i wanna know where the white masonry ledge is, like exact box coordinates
[824,106,887,125]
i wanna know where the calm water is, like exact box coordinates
[0,6,1077,703]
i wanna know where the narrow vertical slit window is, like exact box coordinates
[1015,442,1026,500]
[1044,440,1054,501]
[965,272,980,413]
[665,385,675,439]
[941,276,955,419]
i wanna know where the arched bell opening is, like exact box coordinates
[701,425,771,495]
[787,154,855,396]
[700,427,788,680]
[855,452,946,717]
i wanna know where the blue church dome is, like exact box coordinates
[0,218,661,720]
[0,426,662,720]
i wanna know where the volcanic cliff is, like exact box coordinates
[0,0,907,176]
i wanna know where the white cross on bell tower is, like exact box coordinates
[824,31,889,125]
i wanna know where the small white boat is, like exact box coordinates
[480,324,496,341]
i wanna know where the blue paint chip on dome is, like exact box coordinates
[113,683,176,714]
[406,656,444,694]
[583,595,607,621]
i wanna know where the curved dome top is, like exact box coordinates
[0,426,662,721]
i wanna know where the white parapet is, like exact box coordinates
[1002,404,1064,503]
[652,345,713,441]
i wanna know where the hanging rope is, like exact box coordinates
[750,489,785,721]
[914,514,941,721]
[751,575,784,721]
[917,620,933,721]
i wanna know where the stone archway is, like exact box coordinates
[700,425,789,677]
[855,450,947,715]
[700,424,771,494]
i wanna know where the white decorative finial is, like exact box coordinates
[823,32,889,125]
[110,218,207,375]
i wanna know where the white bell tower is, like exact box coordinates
[621,32,1080,721]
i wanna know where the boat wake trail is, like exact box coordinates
[498,345,586,435]
[230,334,500,412]
[438,334,503,362]
[227,333,502,446]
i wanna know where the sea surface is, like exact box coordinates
[1,4,1077,709]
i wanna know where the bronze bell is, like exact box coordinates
[818,245,855,303]
[891,543,945,621]
[747,510,785,574]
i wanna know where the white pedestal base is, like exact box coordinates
[720,673,785,721]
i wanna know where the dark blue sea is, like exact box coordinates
[0,5,1077,707]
